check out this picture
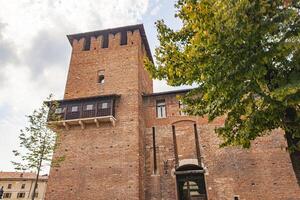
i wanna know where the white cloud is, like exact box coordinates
[0,0,150,172]
[150,2,162,16]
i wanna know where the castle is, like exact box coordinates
[45,24,300,200]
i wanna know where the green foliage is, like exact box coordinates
[12,94,63,200]
[146,0,300,148]
[12,94,61,171]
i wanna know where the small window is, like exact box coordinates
[21,184,25,189]
[85,104,94,110]
[17,192,25,198]
[98,70,105,84]
[71,106,78,112]
[3,193,12,198]
[234,196,240,200]
[179,101,187,116]
[101,102,108,109]
[7,184,12,189]
[156,99,166,118]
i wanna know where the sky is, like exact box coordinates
[0,0,192,172]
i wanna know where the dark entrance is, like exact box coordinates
[176,165,207,200]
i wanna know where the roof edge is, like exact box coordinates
[45,94,121,105]
[143,88,194,97]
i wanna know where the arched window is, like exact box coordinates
[98,70,105,84]
[176,164,207,200]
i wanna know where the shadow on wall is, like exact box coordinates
[286,132,300,186]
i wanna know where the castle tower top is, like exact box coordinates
[63,24,153,99]
[66,24,153,62]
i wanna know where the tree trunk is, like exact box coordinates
[31,165,41,200]
[31,140,46,200]
[286,131,300,186]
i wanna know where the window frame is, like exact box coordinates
[17,192,25,198]
[3,192,12,198]
[7,184,12,189]
[156,99,167,119]
[71,106,79,112]
[84,104,94,111]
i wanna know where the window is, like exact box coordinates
[21,184,25,189]
[179,101,187,116]
[17,192,25,198]
[156,99,166,118]
[35,193,39,198]
[101,102,108,109]
[7,184,12,189]
[55,107,64,114]
[234,196,240,200]
[71,106,78,112]
[85,104,94,110]
[3,193,12,198]
[98,70,105,84]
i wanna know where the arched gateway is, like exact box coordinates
[175,164,208,200]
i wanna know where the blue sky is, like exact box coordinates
[0,0,192,172]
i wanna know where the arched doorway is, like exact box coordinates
[176,164,207,200]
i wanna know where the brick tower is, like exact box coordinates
[45,24,153,200]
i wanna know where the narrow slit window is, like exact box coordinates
[156,99,166,118]
[98,70,105,84]
[152,127,157,174]
[21,184,25,189]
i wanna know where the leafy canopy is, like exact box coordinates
[12,95,62,171]
[146,0,300,148]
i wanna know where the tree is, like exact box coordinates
[146,0,300,148]
[12,95,63,200]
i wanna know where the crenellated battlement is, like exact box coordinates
[67,24,152,62]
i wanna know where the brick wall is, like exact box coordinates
[143,93,300,200]
[45,25,300,200]
[45,27,153,200]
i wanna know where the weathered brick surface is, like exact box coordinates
[45,28,152,200]
[46,25,300,200]
[143,93,300,200]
